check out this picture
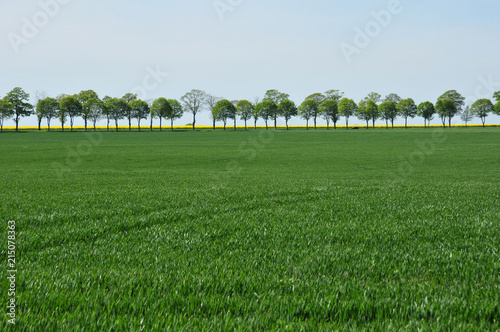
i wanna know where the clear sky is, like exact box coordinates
[2,0,500,126]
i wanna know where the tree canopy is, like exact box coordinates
[5,87,33,131]
[278,99,297,130]
[416,101,435,127]
[379,101,398,128]
[470,99,494,127]
[213,99,237,130]
[435,98,457,128]
[319,100,339,129]
[397,98,417,128]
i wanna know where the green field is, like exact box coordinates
[1,128,499,330]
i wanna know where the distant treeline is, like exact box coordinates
[1,88,499,132]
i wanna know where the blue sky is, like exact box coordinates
[2,0,499,126]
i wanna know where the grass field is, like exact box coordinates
[1,128,499,330]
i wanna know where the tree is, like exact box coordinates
[264,90,289,129]
[338,98,357,129]
[37,97,59,131]
[151,98,172,131]
[379,101,397,128]
[34,91,47,131]
[263,90,289,104]
[84,98,104,131]
[123,98,135,131]
[493,91,500,103]
[181,89,207,130]
[255,100,276,130]
[325,90,344,102]
[5,87,33,132]
[78,91,99,122]
[35,99,45,131]
[304,93,325,129]
[106,98,130,131]
[129,100,149,131]
[319,100,339,129]
[269,102,281,129]
[470,99,494,127]
[213,99,236,130]
[298,99,318,130]
[122,93,137,103]
[397,98,417,129]
[0,99,14,132]
[495,101,500,116]
[383,93,401,105]
[435,98,456,128]
[305,93,326,104]
[356,100,375,129]
[205,95,221,130]
[252,98,260,130]
[236,100,254,130]
[460,105,473,128]
[77,90,99,131]
[278,99,297,130]
[364,92,382,104]
[167,99,183,131]
[438,90,464,127]
[363,93,381,128]
[59,96,82,132]
[417,101,435,128]
[102,96,113,131]
[212,101,228,130]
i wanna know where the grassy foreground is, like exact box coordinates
[1,128,499,330]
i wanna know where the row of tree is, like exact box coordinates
[1,88,499,132]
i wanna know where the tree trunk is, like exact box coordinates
[115,119,118,132]
[192,113,196,131]
[254,119,257,130]
[244,119,247,130]
[213,118,216,130]
[129,118,131,131]
[274,116,277,130]
[85,118,88,131]
[93,121,96,132]
[314,117,317,129]
[286,118,289,130]
[306,119,309,130]
[107,118,110,131]
[38,119,41,131]
[171,118,174,131]
[405,117,408,129]
[346,118,349,130]
[15,116,19,132]
[138,119,141,132]
[160,117,162,131]
[234,117,236,130]
[366,120,369,129]
[265,120,268,130]
[150,116,153,131]
[448,116,451,128]
[327,119,330,130]
[47,119,51,132]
